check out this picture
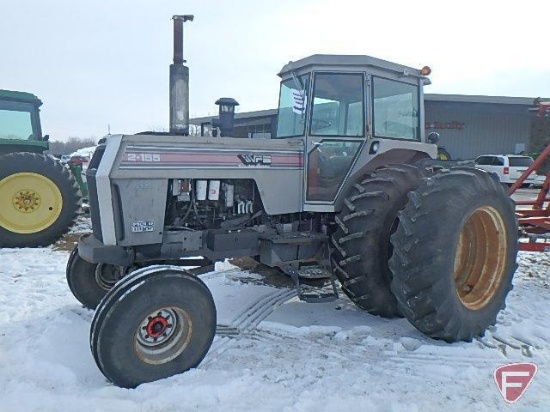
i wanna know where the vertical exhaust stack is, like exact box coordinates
[169,15,194,135]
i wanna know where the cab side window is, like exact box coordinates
[372,77,420,140]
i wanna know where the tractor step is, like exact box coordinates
[294,265,331,280]
[281,265,339,303]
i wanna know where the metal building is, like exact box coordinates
[191,94,536,160]
[425,94,533,159]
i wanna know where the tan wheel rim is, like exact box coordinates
[134,306,193,365]
[453,206,507,310]
[0,172,63,234]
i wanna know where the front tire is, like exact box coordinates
[389,168,518,342]
[331,164,423,317]
[66,245,126,310]
[90,266,216,388]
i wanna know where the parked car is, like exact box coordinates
[474,154,537,186]
[533,171,547,187]
[60,154,72,164]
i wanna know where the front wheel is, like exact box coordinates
[90,266,216,388]
[66,245,126,309]
[389,168,518,342]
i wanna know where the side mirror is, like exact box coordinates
[42,134,50,142]
[427,132,439,144]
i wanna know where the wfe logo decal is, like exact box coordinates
[494,362,537,403]
[238,154,272,166]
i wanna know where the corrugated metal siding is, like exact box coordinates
[425,102,531,160]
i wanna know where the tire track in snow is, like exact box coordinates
[202,287,297,367]
[207,315,545,374]
[197,266,548,372]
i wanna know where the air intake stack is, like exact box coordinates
[169,14,193,135]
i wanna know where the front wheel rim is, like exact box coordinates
[453,206,508,310]
[94,264,124,290]
[134,307,193,365]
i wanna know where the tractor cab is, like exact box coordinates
[0,89,47,155]
[274,55,433,202]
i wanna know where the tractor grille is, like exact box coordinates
[87,145,106,242]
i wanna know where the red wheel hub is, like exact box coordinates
[146,316,169,338]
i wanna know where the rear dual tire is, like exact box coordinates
[331,164,423,317]
[332,165,517,342]
[389,168,517,341]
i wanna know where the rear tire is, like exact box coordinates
[331,164,423,317]
[389,168,517,341]
[90,266,216,388]
[0,153,80,247]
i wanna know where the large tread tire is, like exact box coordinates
[90,266,216,388]
[0,152,80,247]
[66,245,125,310]
[331,164,423,317]
[389,167,518,342]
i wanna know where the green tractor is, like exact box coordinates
[0,89,80,247]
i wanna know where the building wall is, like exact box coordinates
[425,101,531,160]
[232,117,277,139]
[530,115,550,153]
[196,99,533,161]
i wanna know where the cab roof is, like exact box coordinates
[278,54,429,83]
[0,89,42,106]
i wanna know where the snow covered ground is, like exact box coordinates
[0,221,549,411]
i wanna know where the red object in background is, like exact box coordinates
[68,155,88,165]
[509,145,550,252]
[538,102,550,117]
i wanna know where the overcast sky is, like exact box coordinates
[2,0,550,141]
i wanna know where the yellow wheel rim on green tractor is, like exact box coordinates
[0,172,63,234]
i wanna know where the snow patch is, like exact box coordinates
[0,249,548,410]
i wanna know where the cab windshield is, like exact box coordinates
[275,74,310,138]
[0,101,37,140]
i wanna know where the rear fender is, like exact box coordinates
[334,145,434,211]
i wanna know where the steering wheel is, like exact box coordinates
[311,118,332,132]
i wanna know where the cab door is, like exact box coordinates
[305,72,365,208]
